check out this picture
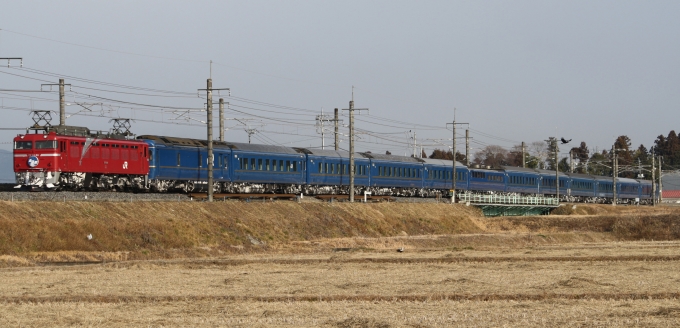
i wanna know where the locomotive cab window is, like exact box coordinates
[35,140,57,149]
[14,141,32,150]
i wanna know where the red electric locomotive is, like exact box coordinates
[14,128,150,190]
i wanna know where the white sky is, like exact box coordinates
[1,1,678,158]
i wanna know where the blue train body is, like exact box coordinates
[138,135,655,204]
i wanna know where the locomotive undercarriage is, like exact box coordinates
[55,172,146,191]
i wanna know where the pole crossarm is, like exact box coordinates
[0,57,23,67]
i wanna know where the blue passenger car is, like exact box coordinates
[230,143,305,185]
[566,173,596,200]
[502,166,540,195]
[468,167,506,193]
[299,148,370,188]
[421,159,468,191]
[366,153,424,189]
[536,169,569,197]
[141,135,231,183]
[617,177,641,202]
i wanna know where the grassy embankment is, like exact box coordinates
[0,200,678,263]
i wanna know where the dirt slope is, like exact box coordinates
[0,201,677,263]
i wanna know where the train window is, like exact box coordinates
[336,163,340,174]
[318,163,322,173]
[14,141,32,150]
[35,140,57,149]
[293,161,297,172]
[249,158,254,170]
[285,160,290,172]
[264,159,269,171]
[258,159,262,170]
[325,163,329,174]
[344,164,348,174]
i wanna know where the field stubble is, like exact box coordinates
[1,202,680,326]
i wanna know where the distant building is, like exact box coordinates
[662,175,680,201]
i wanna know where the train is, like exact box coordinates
[12,128,654,204]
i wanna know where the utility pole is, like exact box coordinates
[198,79,229,202]
[652,153,656,206]
[612,145,617,206]
[334,108,339,151]
[555,139,559,202]
[316,108,340,150]
[413,131,417,157]
[521,141,526,168]
[466,129,471,167]
[659,156,664,204]
[342,88,368,202]
[447,111,468,204]
[569,149,573,173]
[219,98,225,142]
[41,79,71,126]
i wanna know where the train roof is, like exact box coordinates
[591,175,612,181]
[501,166,538,173]
[618,177,640,184]
[229,142,301,155]
[361,152,425,163]
[421,158,465,167]
[293,148,367,159]
[138,135,300,155]
[565,172,594,179]
[535,169,568,177]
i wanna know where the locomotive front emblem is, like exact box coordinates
[122,161,128,169]
[27,156,39,168]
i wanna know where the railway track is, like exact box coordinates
[188,193,396,202]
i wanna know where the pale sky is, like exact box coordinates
[1,1,678,158]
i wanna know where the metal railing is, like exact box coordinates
[458,193,559,206]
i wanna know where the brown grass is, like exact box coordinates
[1,240,680,326]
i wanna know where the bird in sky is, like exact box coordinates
[560,138,572,144]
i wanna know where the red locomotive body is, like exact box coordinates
[14,131,149,190]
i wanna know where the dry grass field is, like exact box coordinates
[1,240,680,326]
[1,202,680,326]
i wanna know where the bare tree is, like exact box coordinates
[473,145,508,168]
[529,141,548,169]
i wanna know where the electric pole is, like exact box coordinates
[652,153,656,206]
[41,79,71,126]
[521,141,526,168]
[219,98,225,142]
[569,149,573,173]
[612,145,617,206]
[447,112,468,204]
[316,108,341,150]
[659,156,663,203]
[198,79,229,202]
[334,108,339,151]
[342,88,368,202]
[555,139,559,202]
[466,129,470,167]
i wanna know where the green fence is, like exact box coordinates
[458,193,559,217]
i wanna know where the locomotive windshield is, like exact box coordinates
[35,140,58,149]
[14,141,32,150]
